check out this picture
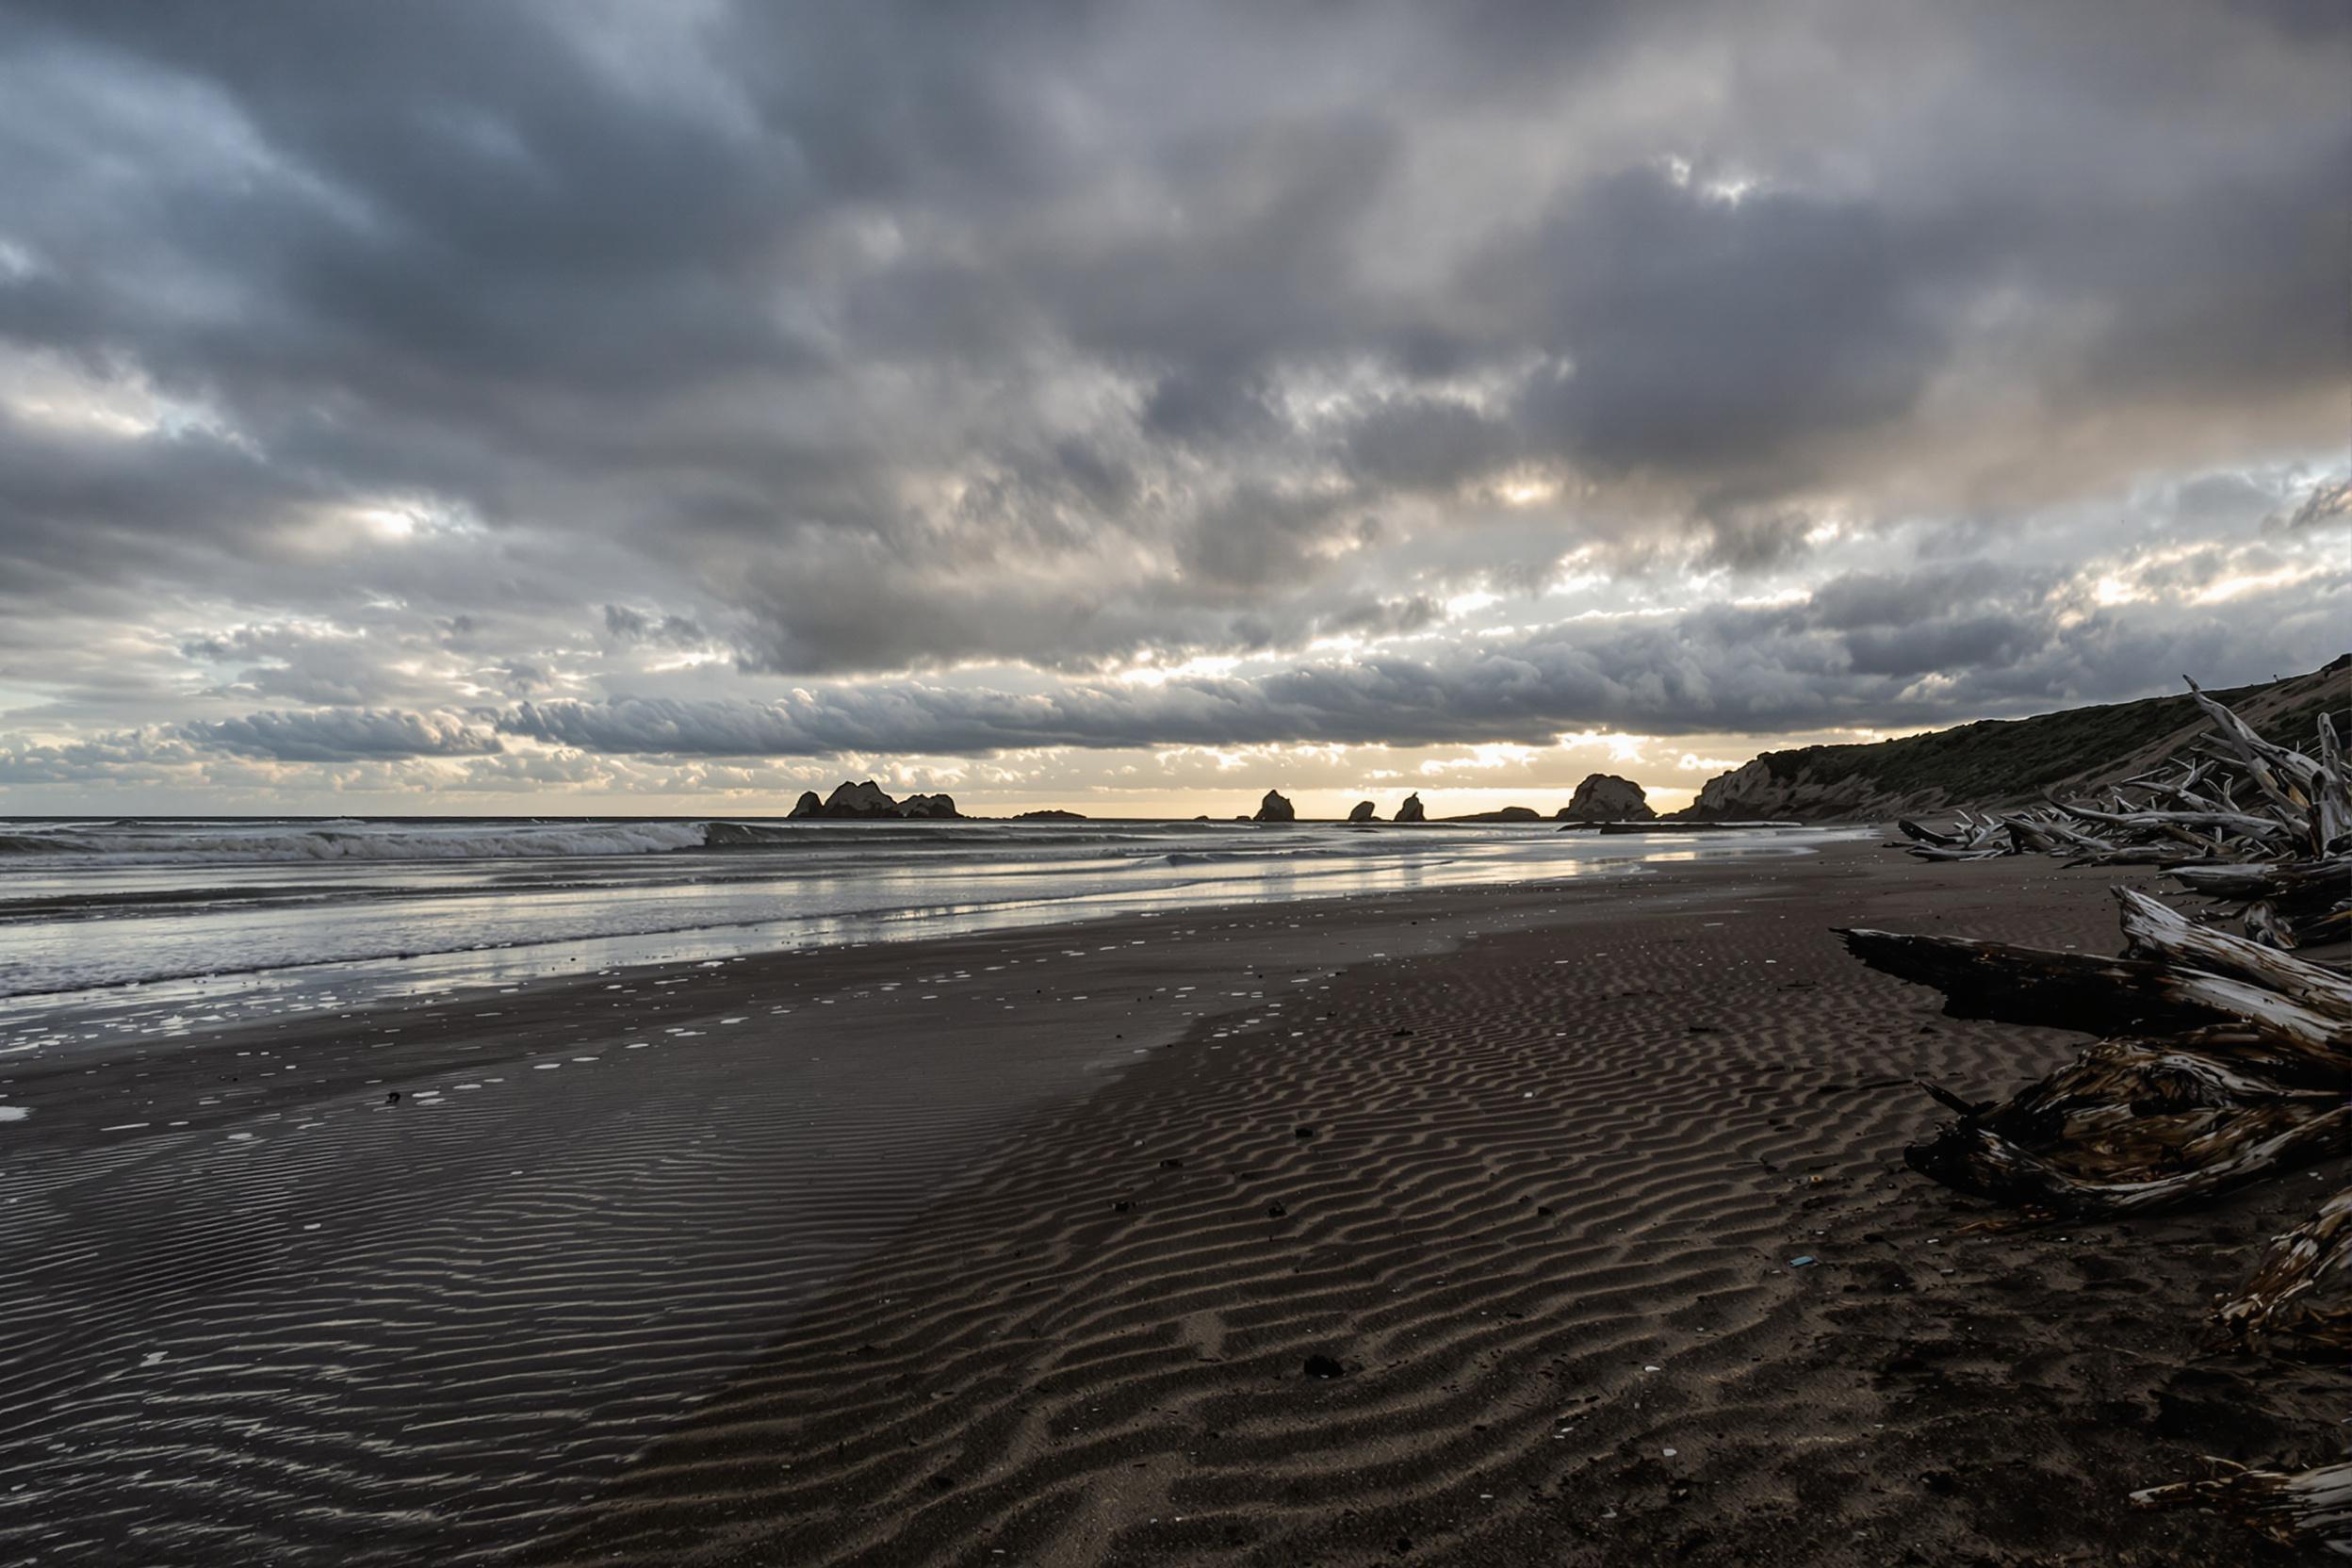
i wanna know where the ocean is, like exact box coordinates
[0,815,1854,1051]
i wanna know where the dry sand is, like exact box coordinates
[1,842,2339,1565]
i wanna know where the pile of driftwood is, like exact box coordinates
[1896,681,2349,950]
[1840,887,2350,1556]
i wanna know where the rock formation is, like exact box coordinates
[789,780,961,819]
[1394,792,1426,822]
[827,780,896,815]
[1454,806,1543,823]
[1347,800,1377,823]
[1680,758,1890,822]
[1560,773,1657,822]
[1254,789,1297,823]
[1014,808,1087,821]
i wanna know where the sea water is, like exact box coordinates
[0,815,1862,1049]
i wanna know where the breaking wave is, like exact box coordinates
[0,816,1228,867]
[0,820,716,864]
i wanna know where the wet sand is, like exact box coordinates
[0,842,2338,1564]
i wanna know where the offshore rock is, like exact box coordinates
[1348,800,1378,823]
[1394,792,1427,823]
[1560,774,1657,822]
[1254,790,1297,823]
[793,781,963,819]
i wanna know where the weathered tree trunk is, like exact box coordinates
[2168,854,2349,905]
[1837,926,2238,1038]
[1840,910,2351,1071]
[2114,887,2352,1021]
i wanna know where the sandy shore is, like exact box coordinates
[1,841,2339,1565]
[530,845,2343,1568]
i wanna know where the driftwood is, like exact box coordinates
[2117,887,2352,1023]
[1839,896,2348,1073]
[1896,679,2351,947]
[1842,888,2349,1219]
[1862,680,2352,1553]
[2132,1460,2352,1558]
[1838,926,2238,1040]
[2209,1186,2352,1362]
[1903,1102,2345,1218]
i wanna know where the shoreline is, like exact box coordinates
[0,843,2336,1564]
[0,824,1860,1046]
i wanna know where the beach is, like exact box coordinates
[0,841,2338,1565]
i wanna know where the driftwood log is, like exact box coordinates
[1841,888,2347,1217]
[1894,679,2351,948]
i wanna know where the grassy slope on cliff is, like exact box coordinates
[1705,655,2350,816]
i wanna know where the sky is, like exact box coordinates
[0,0,2344,819]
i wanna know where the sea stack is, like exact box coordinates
[1560,774,1657,822]
[791,781,962,819]
[1347,800,1377,823]
[1254,789,1297,823]
[825,780,899,816]
[1394,792,1426,822]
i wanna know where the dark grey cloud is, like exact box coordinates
[494,565,2348,756]
[2280,478,2351,532]
[1504,171,1945,481]
[188,709,504,762]
[1340,398,1524,495]
[602,605,709,647]
[0,0,2344,793]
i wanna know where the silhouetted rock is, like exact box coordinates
[1560,773,1657,822]
[793,780,963,819]
[826,780,897,815]
[1394,792,1426,822]
[1255,789,1296,823]
[1452,806,1543,823]
[1014,808,1087,821]
[1348,800,1377,822]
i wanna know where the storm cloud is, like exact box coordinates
[0,0,2344,808]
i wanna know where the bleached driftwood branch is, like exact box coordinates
[1894,679,2351,948]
